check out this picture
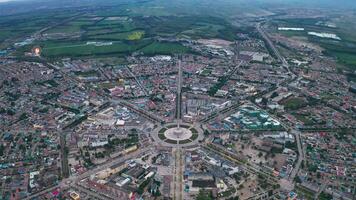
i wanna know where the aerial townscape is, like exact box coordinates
[0,0,355,200]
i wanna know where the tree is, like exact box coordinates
[270,92,278,99]
[0,144,4,156]
[319,192,332,200]
[316,172,321,179]
[261,97,268,106]
[196,189,213,200]
[294,176,302,184]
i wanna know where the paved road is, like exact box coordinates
[125,65,149,96]
[172,148,184,200]
[113,99,165,123]
[25,146,151,199]
[289,130,304,181]
[256,22,296,78]
[72,184,113,200]
[204,144,278,184]
[315,183,327,199]
[59,132,69,178]
[252,100,304,187]
[24,186,60,200]
[176,60,183,127]
[72,146,151,183]
[200,60,244,123]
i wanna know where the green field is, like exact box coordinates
[41,41,146,57]
[282,97,307,110]
[274,17,356,70]
[40,39,189,57]
[88,30,145,41]
[3,1,243,58]
[140,42,190,55]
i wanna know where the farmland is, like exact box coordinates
[273,17,356,70]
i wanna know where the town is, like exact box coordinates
[0,0,355,200]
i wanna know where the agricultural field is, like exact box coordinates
[273,17,356,70]
[1,0,251,59]
[14,10,239,59]
[0,10,78,47]
[39,39,189,57]
[87,30,145,41]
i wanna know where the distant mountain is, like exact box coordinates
[0,0,355,16]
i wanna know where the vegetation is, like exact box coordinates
[191,133,199,141]
[179,139,192,144]
[274,17,356,70]
[140,42,190,55]
[158,134,167,140]
[319,192,333,200]
[283,97,307,110]
[137,177,152,194]
[127,31,145,40]
[158,128,167,134]
[208,76,228,96]
[196,189,214,200]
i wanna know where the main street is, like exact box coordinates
[256,22,294,78]
[255,22,306,188]
[172,148,184,200]
[24,146,152,200]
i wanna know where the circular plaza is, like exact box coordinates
[152,123,204,147]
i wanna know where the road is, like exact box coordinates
[23,186,60,200]
[200,60,244,123]
[72,184,113,200]
[289,130,304,181]
[256,22,295,78]
[59,132,69,178]
[25,146,151,200]
[72,146,151,183]
[114,99,165,123]
[252,100,304,186]
[253,23,306,187]
[315,183,327,199]
[200,102,241,123]
[172,148,184,200]
[125,65,149,96]
[204,144,278,184]
[177,60,183,127]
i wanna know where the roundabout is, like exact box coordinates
[153,123,204,147]
[164,127,192,141]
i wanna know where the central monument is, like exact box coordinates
[176,59,182,129]
[153,58,203,147]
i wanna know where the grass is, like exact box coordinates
[165,139,178,144]
[331,51,356,68]
[295,185,315,200]
[190,133,198,141]
[127,31,145,40]
[189,128,198,134]
[294,114,314,126]
[278,30,307,37]
[88,30,144,41]
[41,40,150,57]
[39,39,190,58]
[140,42,190,55]
[274,17,356,71]
[158,128,167,134]
[158,134,166,140]
[283,97,307,110]
[179,139,192,144]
